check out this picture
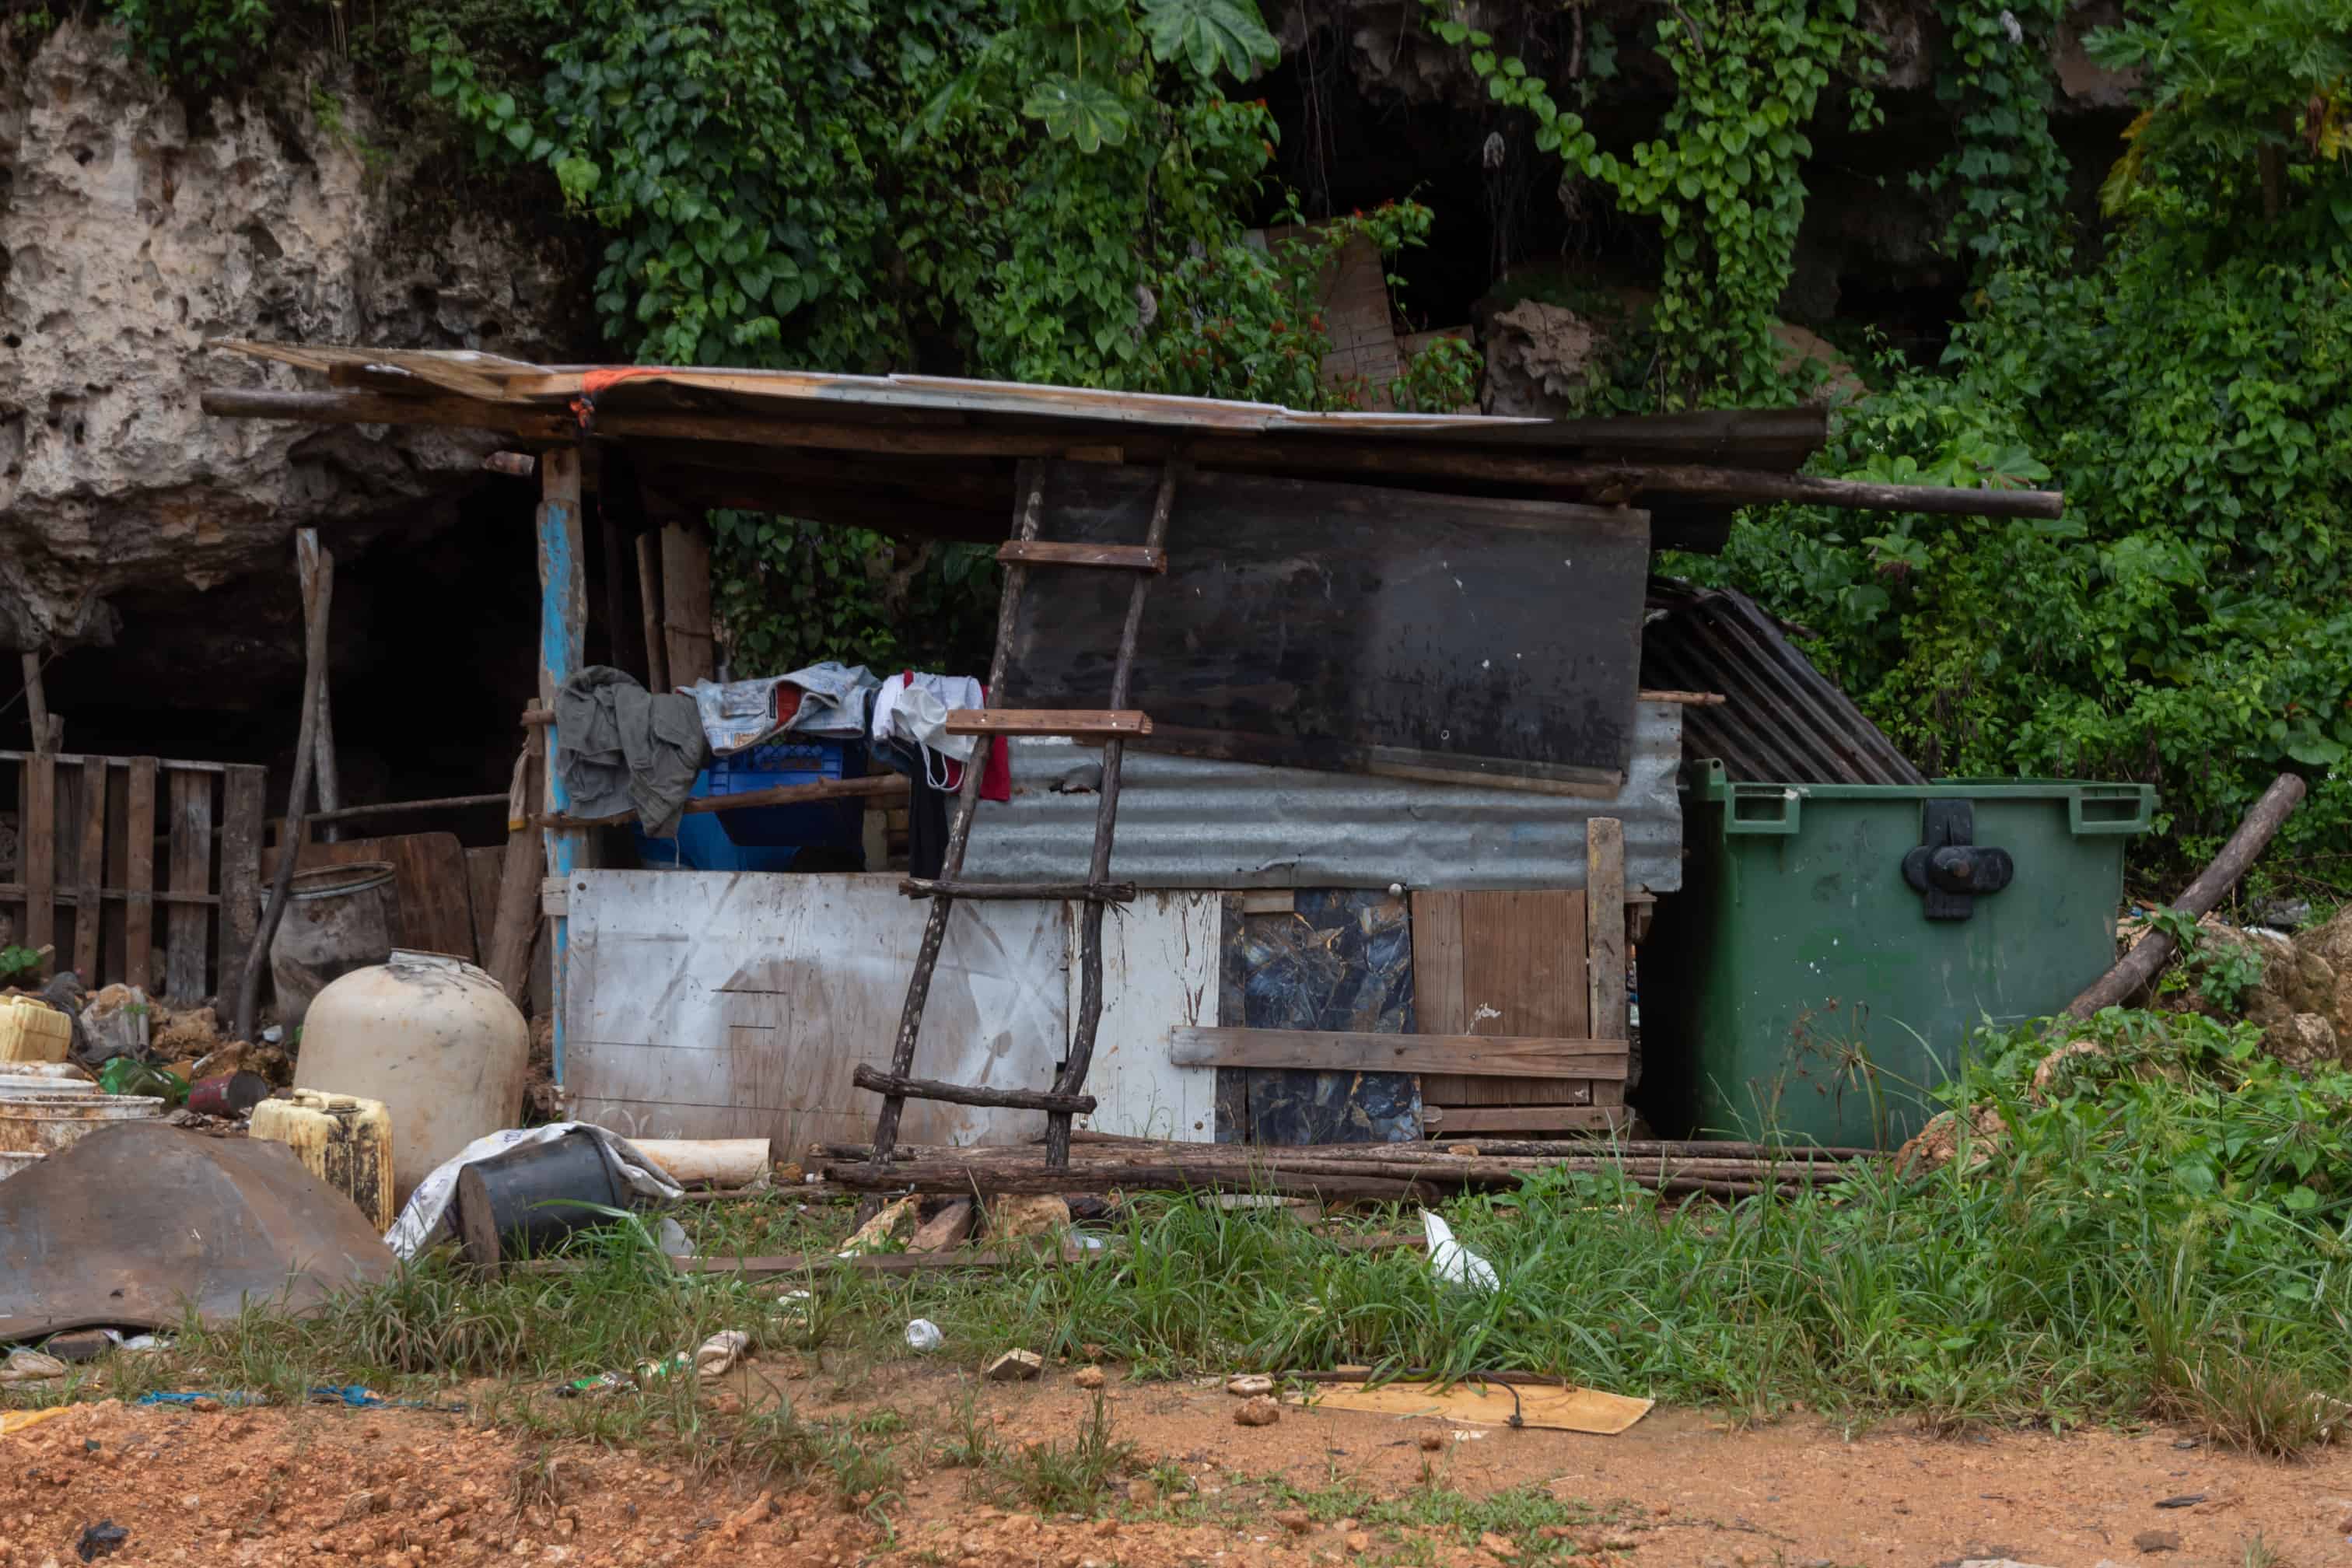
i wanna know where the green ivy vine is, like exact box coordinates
[1915,0,2072,271]
[1427,0,1878,404]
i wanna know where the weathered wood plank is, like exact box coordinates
[22,754,54,963]
[165,770,212,1001]
[996,541,1167,572]
[217,765,265,1002]
[124,759,156,990]
[73,755,105,982]
[1004,463,1650,788]
[1587,817,1627,1048]
[658,518,713,688]
[100,764,128,985]
[1426,1104,1630,1132]
[943,709,1151,739]
[1169,1026,1626,1079]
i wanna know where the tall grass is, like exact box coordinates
[13,1009,2345,1462]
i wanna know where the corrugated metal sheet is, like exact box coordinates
[964,702,1682,893]
[1641,586,1926,786]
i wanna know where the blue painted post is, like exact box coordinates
[537,447,586,1085]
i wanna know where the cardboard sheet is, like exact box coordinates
[1300,1373,1651,1435]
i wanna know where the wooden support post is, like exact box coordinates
[296,531,343,841]
[19,654,50,756]
[539,450,588,1075]
[1585,816,1628,1106]
[73,756,104,983]
[22,752,54,969]
[635,534,669,693]
[234,550,333,1041]
[489,710,546,1008]
[659,517,712,688]
[124,759,156,990]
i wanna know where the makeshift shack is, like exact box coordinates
[199,346,2066,1160]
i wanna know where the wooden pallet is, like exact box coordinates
[0,751,266,1002]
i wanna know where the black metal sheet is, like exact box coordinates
[0,1122,399,1340]
[1006,463,1652,791]
[1214,890,1420,1146]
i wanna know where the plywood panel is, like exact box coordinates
[1072,891,1221,1143]
[1415,889,1590,1107]
[564,871,1066,1150]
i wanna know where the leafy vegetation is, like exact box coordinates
[75,0,2352,871]
[1688,0,2352,877]
[16,1013,2342,1454]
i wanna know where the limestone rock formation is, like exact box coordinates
[0,23,587,651]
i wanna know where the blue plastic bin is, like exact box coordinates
[632,738,867,873]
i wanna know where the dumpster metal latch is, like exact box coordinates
[1902,800,2014,920]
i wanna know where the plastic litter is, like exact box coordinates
[1419,1210,1499,1292]
[695,1330,751,1378]
[656,1216,694,1258]
[905,1318,943,1353]
[384,1122,684,1259]
[0,1347,67,1384]
[75,1521,128,1562]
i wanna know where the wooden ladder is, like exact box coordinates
[861,460,1182,1171]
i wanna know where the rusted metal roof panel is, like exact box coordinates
[964,701,1684,893]
[213,343,1825,471]
[1640,586,1926,786]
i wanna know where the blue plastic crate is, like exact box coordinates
[633,737,867,873]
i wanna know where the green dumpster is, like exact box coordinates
[1643,762,2155,1148]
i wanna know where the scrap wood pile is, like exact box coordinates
[817,1137,1881,1202]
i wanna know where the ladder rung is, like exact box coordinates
[901,877,1136,903]
[998,541,1167,573]
[946,709,1150,739]
[852,1065,1097,1115]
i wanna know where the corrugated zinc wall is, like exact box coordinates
[964,701,1682,892]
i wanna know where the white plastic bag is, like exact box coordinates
[905,1319,944,1353]
[695,1330,751,1378]
[1419,1210,1498,1292]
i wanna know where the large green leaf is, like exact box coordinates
[1020,74,1134,152]
[1139,0,1279,80]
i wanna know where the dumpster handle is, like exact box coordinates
[2070,787,2155,837]
[1724,784,1803,836]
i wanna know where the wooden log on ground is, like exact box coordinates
[818,1138,1881,1166]
[632,1138,772,1188]
[823,1159,1437,1201]
[2065,772,2307,1018]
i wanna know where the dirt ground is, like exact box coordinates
[5,1367,2344,1568]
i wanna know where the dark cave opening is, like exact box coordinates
[18,479,551,840]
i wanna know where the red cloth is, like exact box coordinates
[933,678,1012,802]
